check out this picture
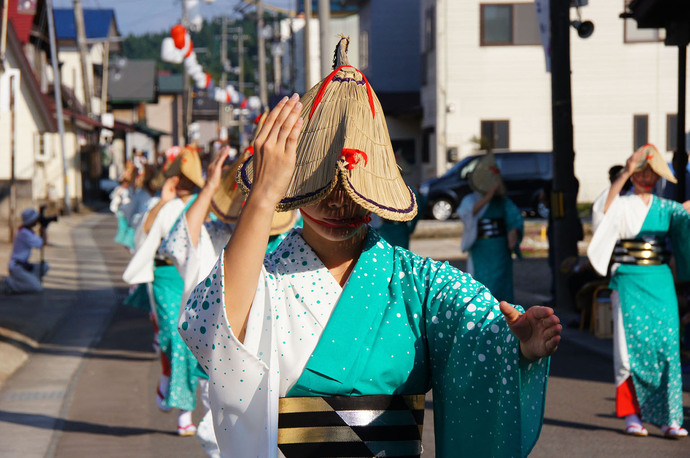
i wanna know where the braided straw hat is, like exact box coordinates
[633,143,677,183]
[158,146,205,188]
[237,35,417,222]
[468,152,506,196]
[211,112,298,234]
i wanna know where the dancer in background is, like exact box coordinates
[123,147,205,436]
[457,153,523,303]
[588,144,690,438]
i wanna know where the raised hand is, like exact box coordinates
[251,94,304,206]
[161,176,179,203]
[499,301,561,361]
[626,147,647,175]
[204,146,230,194]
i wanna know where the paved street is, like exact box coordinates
[0,210,688,457]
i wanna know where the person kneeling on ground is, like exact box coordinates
[4,209,49,294]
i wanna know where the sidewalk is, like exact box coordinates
[0,205,108,388]
[0,206,132,456]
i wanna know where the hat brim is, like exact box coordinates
[270,210,298,236]
[237,67,416,222]
[211,154,251,223]
[634,144,677,184]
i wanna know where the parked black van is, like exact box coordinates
[419,151,553,220]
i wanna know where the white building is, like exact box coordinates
[422,0,688,202]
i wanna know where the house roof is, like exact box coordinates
[53,8,118,41]
[108,59,157,103]
[4,19,56,132]
[7,0,37,44]
[158,74,185,94]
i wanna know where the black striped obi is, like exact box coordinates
[278,394,425,457]
[612,236,669,266]
[154,257,174,267]
[477,218,506,239]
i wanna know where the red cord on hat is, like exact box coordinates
[340,149,368,170]
[309,65,375,120]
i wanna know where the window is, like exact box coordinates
[359,31,369,70]
[495,154,539,178]
[422,127,435,163]
[624,1,664,43]
[422,6,435,85]
[633,114,648,150]
[480,120,509,150]
[667,114,678,152]
[34,132,51,161]
[459,157,480,179]
[480,3,541,46]
[424,6,435,52]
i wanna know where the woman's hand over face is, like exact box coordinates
[251,94,304,206]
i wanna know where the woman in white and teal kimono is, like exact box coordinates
[457,155,523,303]
[588,144,690,438]
[179,37,561,457]
[123,148,206,437]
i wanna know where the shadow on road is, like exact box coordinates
[0,410,174,436]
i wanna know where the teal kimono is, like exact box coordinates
[608,197,690,426]
[458,195,524,303]
[151,197,200,411]
[180,228,549,457]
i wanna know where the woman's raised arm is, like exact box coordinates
[223,94,303,342]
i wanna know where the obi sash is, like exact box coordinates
[278,394,424,457]
[477,217,506,239]
[612,236,669,266]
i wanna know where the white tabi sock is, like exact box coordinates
[178,409,193,428]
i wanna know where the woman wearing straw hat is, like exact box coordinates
[180,37,560,457]
[588,144,690,438]
[457,153,523,303]
[123,147,206,436]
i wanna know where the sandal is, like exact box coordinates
[661,425,688,438]
[177,423,197,436]
[625,423,648,437]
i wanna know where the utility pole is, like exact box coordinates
[73,0,93,116]
[182,1,190,143]
[290,0,296,92]
[318,0,330,78]
[219,16,228,142]
[46,0,70,214]
[271,13,282,94]
[549,0,579,310]
[230,26,246,149]
[303,0,312,89]
[257,0,268,108]
[101,39,110,115]
[8,71,15,241]
[673,43,687,202]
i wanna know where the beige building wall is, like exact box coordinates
[423,0,690,202]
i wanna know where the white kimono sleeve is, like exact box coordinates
[457,192,488,253]
[122,199,184,285]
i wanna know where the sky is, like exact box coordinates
[52,0,295,36]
